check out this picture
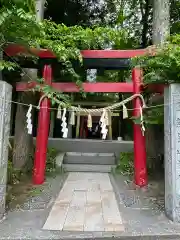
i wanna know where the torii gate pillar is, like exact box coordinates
[132,68,147,187]
[33,65,52,185]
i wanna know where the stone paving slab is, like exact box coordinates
[43,172,124,232]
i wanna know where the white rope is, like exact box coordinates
[38,93,146,113]
[57,105,61,119]
[140,106,146,135]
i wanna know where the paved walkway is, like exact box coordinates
[43,172,124,232]
[2,173,180,239]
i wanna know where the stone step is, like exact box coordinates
[62,164,115,173]
[44,138,133,154]
[55,153,65,168]
[64,152,116,165]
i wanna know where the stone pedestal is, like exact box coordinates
[0,81,12,219]
[164,84,180,222]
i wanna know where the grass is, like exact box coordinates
[115,152,134,176]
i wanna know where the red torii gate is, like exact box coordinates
[5,44,163,187]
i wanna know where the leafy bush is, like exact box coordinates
[134,34,180,84]
[131,106,164,127]
[116,152,134,176]
[7,160,21,185]
[46,148,58,173]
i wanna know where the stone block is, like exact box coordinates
[0,81,12,219]
[164,84,180,222]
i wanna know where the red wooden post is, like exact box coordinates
[132,68,147,187]
[33,65,52,185]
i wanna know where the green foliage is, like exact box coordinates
[0,0,127,70]
[115,151,162,177]
[39,20,127,73]
[0,0,129,106]
[170,0,180,34]
[134,34,180,84]
[0,4,42,46]
[34,82,71,107]
[0,60,17,70]
[116,152,134,176]
[145,107,164,125]
[45,148,58,174]
[0,0,42,71]
[7,160,21,185]
[29,19,128,104]
[0,0,35,13]
[131,106,164,126]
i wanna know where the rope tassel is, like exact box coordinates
[57,105,61,119]
[107,111,112,125]
[87,113,92,129]
[61,108,66,122]
[61,108,68,138]
[26,104,33,134]
[100,109,106,124]
[123,104,128,119]
[69,110,75,125]
[100,109,108,140]
[104,110,109,126]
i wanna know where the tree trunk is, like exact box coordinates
[12,0,45,170]
[146,0,170,173]
[36,0,45,21]
[153,0,170,45]
[141,0,150,47]
[13,69,38,169]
